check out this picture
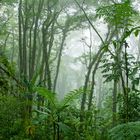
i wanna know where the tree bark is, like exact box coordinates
[53,25,67,92]
[112,79,117,126]
[18,0,23,77]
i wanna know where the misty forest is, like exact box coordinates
[0,0,140,139]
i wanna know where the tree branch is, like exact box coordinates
[74,0,105,45]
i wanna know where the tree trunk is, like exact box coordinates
[112,79,117,126]
[18,0,23,77]
[88,51,104,110]
[53,26,67,92]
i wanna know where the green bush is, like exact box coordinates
[108,121,140,140]
[0,95,22,139]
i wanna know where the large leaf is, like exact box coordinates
[109,121,140,140]
[35,87,57,108]
[57,122,71,134]
[60,87,83,108]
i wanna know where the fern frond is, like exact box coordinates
[61,87,83,107]
[35,87,57,108]
[56,87,83,112]
[109,121,140,140]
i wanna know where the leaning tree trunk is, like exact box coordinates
[53,24,68,92]
[88,50,104,110]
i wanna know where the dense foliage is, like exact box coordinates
[0,0,140,140]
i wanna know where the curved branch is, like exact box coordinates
[74,0,105,45]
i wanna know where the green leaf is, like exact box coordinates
[109,121,140,140]
[34,87,57,108]
[57,122,71,134]
[60,87,83,107]
[134,30,140,37]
